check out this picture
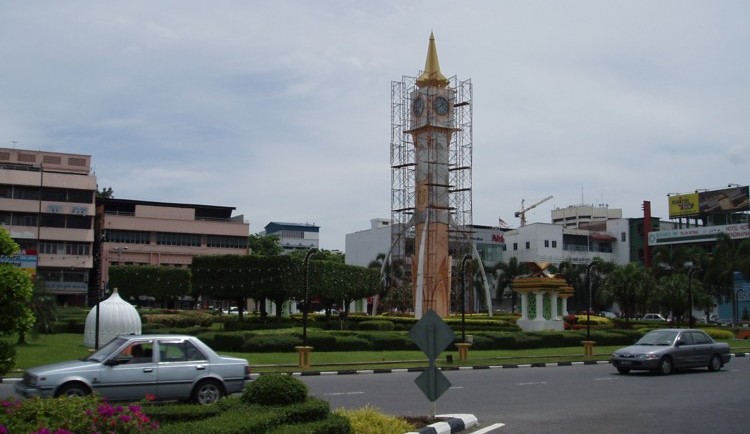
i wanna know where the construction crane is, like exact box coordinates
[515,195,554,227]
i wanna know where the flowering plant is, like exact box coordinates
[0,395,158,434]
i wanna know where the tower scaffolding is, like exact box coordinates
[390,74,473,282]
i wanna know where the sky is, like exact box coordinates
[1,1,748,252]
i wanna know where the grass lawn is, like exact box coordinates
[5,333,750,376]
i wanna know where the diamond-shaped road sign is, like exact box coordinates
[409,309,456,360]
[409,309,456,403]
[414,365,452,401]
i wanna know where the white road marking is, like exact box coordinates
[516,381,547,386]
[324,391,365,396]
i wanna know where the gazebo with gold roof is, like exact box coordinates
[512,262,573,331]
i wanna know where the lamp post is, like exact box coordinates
[460,254,471,343]
[687,265,702,328]
[302,248,317,347]
[586,261,596,340]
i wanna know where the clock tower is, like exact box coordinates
[407,32,457,318]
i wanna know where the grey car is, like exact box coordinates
[610,328,731,375]
[15,334,251,404]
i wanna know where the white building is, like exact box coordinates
[502,220,631,266]
[262,222,319,253]
[344,218,392,267]
[551,204,622,228]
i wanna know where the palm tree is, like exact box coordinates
[601,262,655,323]
[494,257,528,313]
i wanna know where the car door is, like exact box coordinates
[672,331,696,368]
[155,338,211,400]
[689,331,715,366]
[97,340,157,401]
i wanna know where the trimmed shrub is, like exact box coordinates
[703,328,734,340]
[212,332,246,351]
[331,335,374,351]
[243,335,301,352]
[357,320,395,331]
[337,405,414,434]
[242,374,308,406]
[268,412,351,434]
[366,332,417,351]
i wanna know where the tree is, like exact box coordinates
[248,234,283,256]
[601,263,655,322]
[0,228,34,375]
[96,186,114,198]
[110,265,191,308]
[495,257,528,313]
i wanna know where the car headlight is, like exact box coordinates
[636,354,658,360]
[26,374,38,386]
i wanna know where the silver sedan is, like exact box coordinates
[610,328,731,375]
[14,334,251,404]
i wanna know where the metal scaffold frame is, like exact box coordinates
[390,74,473,272]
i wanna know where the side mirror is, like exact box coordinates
[104,356,131,366]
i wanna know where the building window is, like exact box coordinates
[525,241,530,249]
[621,232,626,242]
[66,243,90,255]
[544,240,549,248]
[156,232,201,247]
[12,213,38,226]
[106,230,150,244]
[513,243,518,251]
[552,240,557,248]
[207,235,248,249]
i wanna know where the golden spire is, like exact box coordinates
[416,31,449,88]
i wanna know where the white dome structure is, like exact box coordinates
[84,288,142,348]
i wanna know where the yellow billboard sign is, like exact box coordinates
[669,193,699,218]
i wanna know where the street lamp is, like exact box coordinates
[302,248,317,347]
[687,265,702,328]
[460,254,471,343]
[586,262,596,340]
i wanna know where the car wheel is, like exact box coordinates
[657,357,673,375]
[616,367,630,375]
[708,354,723,372]
[56,382,91,398]
[192,379,224,405]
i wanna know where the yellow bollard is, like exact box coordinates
[581,340,596,359]
[295,346,313,368]
[456,342,472,362]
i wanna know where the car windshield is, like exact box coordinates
[637,330,678,346]
[84,337,128,362]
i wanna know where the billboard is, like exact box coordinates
[668,186,749,219]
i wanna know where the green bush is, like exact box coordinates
[703,328,735,340]
[243,374,308,406]
[357,320,395,331]
[213,332,247,351]
[157,408,278,434]
[243,335,301,352]
[277,397,330,423]
[268,412,351,434]
[0,340,15,376]
[331,335,374,351]
[366,332,417,351]
[337,405,413,434]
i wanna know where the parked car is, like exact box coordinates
[600,311,618,319]
[642,313,668,321]
[610,328,731,375]
[15,334,251,404]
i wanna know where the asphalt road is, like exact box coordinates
[3,357,748,433]
[299,358,750,433]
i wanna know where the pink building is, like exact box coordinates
[97,198,249,306]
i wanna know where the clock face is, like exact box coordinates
[433,96,450,115]
[413,97,425,116]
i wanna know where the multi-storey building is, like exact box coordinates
[551,204,622,228]
[0,148,96,306]
[262,222,319,253]
[97,198,250,303]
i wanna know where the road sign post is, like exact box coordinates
[409,309,456,418]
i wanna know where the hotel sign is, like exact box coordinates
[648,223,750,246]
